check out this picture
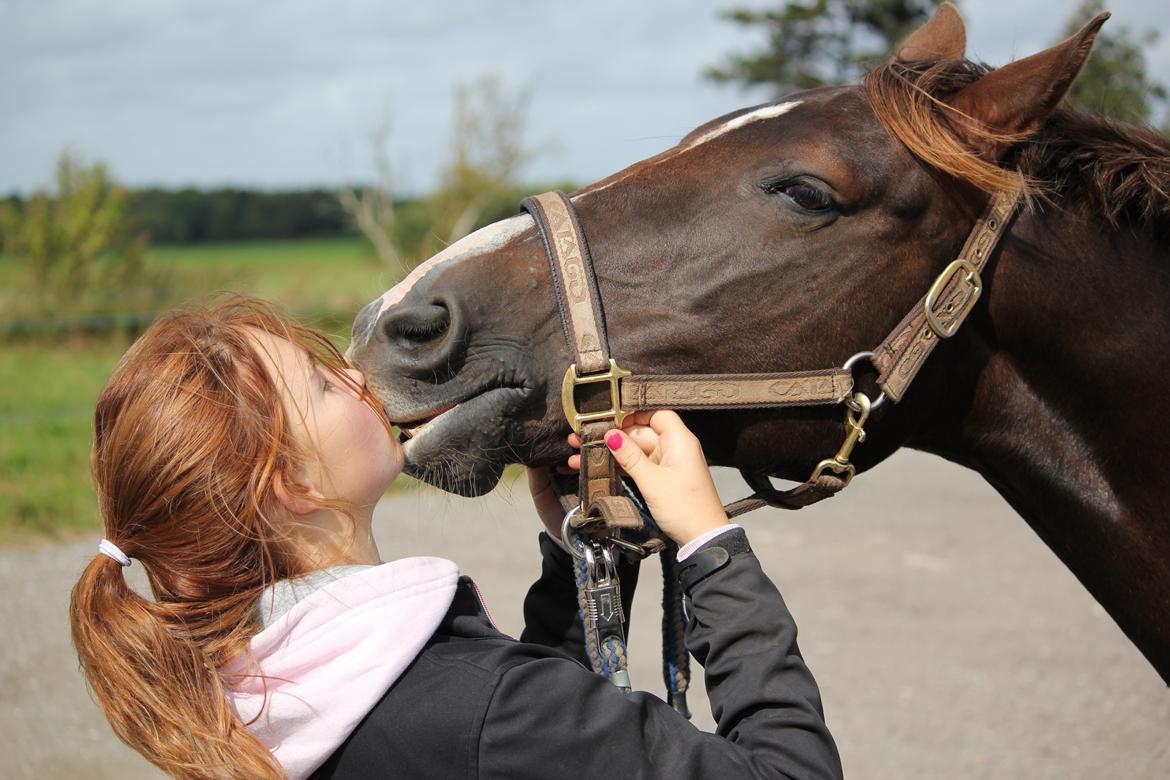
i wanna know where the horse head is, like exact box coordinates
[348,4,1108,497]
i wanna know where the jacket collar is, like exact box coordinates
[225,557,459,780]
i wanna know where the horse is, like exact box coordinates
[347,4,1170,685]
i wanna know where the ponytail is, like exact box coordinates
[71,552,282,779]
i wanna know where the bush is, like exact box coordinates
[0,153,165,317]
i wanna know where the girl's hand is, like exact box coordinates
[527,464,572,541]
[570,410,730,547]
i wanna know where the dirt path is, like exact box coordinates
[4,450,1168,779]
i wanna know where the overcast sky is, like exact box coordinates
[3,1,1168,195]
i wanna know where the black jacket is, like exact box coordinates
[313,529,843,779]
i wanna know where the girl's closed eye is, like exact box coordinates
[314,363,339,394]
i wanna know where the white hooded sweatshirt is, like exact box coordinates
[224,557,460,779]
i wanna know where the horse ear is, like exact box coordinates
[894,2,966,63]
[947,12,1110,158]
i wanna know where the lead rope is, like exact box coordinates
[573,555,632,688]
[565,479,692,716]
[620,480,691,716]
[658,548,691,717]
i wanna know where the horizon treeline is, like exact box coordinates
[1,186,371,245]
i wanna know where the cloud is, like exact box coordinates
[2,0,1167,194]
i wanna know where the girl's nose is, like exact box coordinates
[344,367,366,391]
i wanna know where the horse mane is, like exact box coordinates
[864,59,1170,236]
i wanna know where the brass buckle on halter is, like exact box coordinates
[925,259,982,339]
[808,392,871,487]
[562,359,632,435]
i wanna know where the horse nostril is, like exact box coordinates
[373,294,467,379]
[382,301,451,350]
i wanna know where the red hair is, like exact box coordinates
[70,296,388,778]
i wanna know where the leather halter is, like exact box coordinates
[522,189,1020,542]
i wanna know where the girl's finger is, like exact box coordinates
[567,433,582,449]
[604,429,651,478]
[526,466,551,494]
[624,425,660,456]
[647,409,688,436]
[567,453,581,470]
[625,410,659,428]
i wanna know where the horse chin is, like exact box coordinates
[396,386,526,496]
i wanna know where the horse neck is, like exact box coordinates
[908,205,1170,680]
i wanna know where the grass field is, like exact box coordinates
[150,236,393,314]
[0,236,411,543]
[0,342,124,540]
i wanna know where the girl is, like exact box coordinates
[70,296,842,779]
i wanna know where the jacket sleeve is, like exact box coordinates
[518,531,640,665]
[480,528,842,780]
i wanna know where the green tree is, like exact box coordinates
[705,0,943,96]
[0,153,156,314]
[1060,0,1168,125]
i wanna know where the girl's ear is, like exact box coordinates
[272,469,322,516]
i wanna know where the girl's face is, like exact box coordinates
[250,329,403,511]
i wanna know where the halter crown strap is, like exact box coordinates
[873,190,1019,400]
[522,192,611,374]
[522,193,644,532]
[712,190,1021,515]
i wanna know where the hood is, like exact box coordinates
[225,556,460,779]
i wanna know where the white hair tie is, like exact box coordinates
[98,539,132,567]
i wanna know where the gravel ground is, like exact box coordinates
[4,450,1168,779]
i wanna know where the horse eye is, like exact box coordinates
[762,180,833,212]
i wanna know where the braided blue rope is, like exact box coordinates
[574,556,630,687]
[621,480,692,718]
[569,480,693,713]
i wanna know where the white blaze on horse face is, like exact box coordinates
[575,100,803,201]
[370,213,534,322]
[680,100,802,148]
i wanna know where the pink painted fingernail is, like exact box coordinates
[605,432,623,451]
